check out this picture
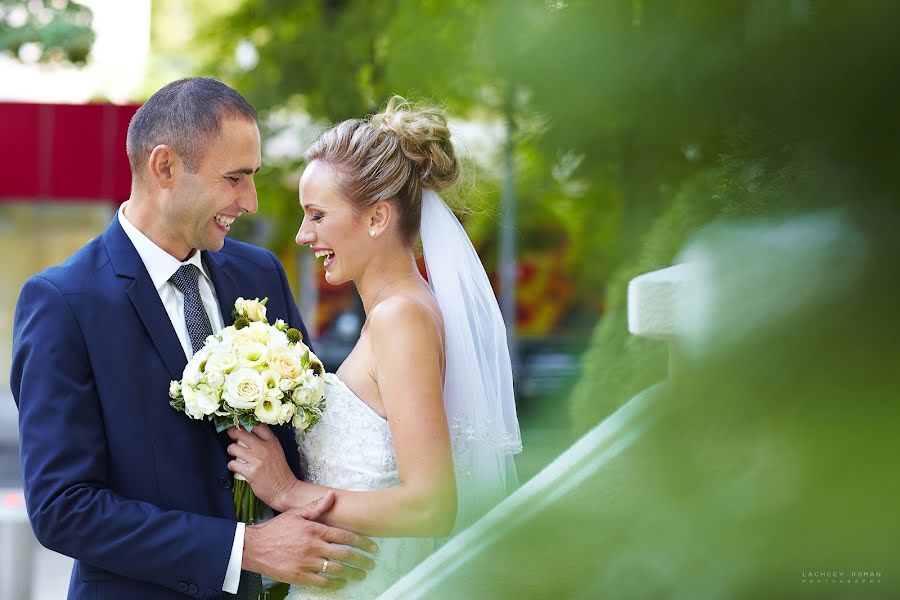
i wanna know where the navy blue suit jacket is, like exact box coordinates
[10,216,308,599]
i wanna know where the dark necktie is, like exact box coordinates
[170,265,264,598]
[169,264,214,354]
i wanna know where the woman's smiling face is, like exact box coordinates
[295,161,372,285]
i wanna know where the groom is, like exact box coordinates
[10,78,374,599]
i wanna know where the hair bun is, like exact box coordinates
[372,96,460,192]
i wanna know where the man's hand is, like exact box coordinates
[242,491,378,588]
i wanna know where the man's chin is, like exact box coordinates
[198,236,226,253]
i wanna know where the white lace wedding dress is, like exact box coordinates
[286,374,436,600]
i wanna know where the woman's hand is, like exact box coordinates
[227,424,298,512]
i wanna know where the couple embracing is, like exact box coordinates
[11,77,521,600]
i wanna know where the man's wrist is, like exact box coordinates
[241,522,268,575]
[241,523,262,574]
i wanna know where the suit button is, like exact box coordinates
[188,583,199,594]
[218,476,232,489]
[178,581,188,592]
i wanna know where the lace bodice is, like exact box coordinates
[287,374,435,600]
[298,374,398,491]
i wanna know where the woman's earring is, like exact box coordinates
[369,229,377,238]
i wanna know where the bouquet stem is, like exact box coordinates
[233,437,260,524]
[233,474,261,524]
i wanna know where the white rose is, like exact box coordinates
[168,380,181,399]
[278,403,296,423]
[223,368,264,410]
[255,396,282,425]
[206,351,237,374]
[278,377,297,392]
[269,347,304,381]
[182,361,201,387]
[274,318,287,332]
[202,338,225,355]
[267,328,289,351]
[236,342,268,369]
[230,326,255,347]
[194,345,212,367]
[195,384,221,416]
[206,369,226,390]
[181,383,204,419]
[296,368,315,389]
[216,326,232,340]
[314,376,327,403]
[292,385,315,406]
[292,410,311,431]
[247,320,271,343]
[239,298,267,322]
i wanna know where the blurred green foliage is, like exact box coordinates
[176,1,900,431]
[0,0,94,64]
[196,0,618,329]
[387,208,900,598]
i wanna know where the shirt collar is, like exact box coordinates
[117,202,212,292]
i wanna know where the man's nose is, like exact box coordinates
[238,184,259,215]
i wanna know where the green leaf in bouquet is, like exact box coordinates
[237,413,259,432]
[233,317,250,330]
[213,415,235,433]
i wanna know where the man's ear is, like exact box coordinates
[368,201,393,235]
[147,145,179,189]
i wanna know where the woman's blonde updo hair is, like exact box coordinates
[304,96,461,243]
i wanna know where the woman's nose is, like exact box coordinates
[295,226,313,246]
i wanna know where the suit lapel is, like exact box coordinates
[126,277,188,381]
[104,216,187,381]
[203,251,239,330]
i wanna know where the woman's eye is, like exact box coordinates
[310,214,323,222]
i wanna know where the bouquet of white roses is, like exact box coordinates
[168,297,327,523]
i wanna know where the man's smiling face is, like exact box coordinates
[166,117,261,257]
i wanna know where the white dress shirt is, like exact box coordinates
[118,204,245,594]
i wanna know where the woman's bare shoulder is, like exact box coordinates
[368,288,445,362]
[369,289,442,336]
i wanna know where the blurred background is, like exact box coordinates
[2,0,899,597]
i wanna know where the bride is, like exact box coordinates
[226,97,522,598]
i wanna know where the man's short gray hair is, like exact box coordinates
[126,77,257,182]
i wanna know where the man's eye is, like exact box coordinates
[227,176,240,184]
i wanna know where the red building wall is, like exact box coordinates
[0,102,139,203]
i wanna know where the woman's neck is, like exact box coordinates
[357,250,422,315]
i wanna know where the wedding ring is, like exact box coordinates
[321,558,329,574]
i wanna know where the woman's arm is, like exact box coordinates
[228,296,457,538]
